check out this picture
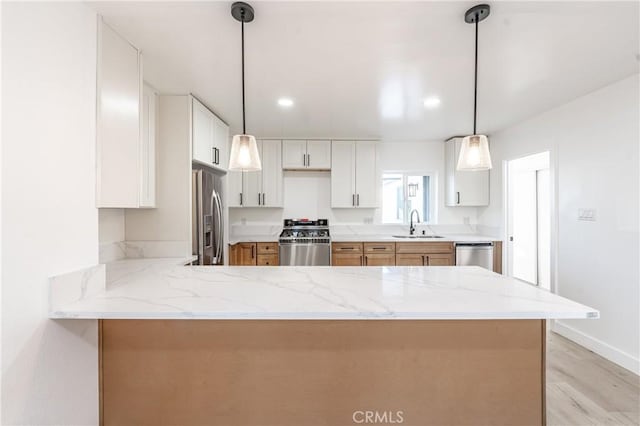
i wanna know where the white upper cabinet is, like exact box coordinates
[282,140,331,170]
[331,141,378,208]
[444,137,489,206]
[229,140,283,208]
[139,83,157,208]
[282,140,307,169]
[306,140,332,170]
[96,18,146,208]
[191,97,228,170]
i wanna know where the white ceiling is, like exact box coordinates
[90,1,639,141]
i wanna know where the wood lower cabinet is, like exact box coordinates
[363,253,395,266]
[230,242,279,266]
[395,242,455,266]
[332,253,364,266]
[395,253,425,266]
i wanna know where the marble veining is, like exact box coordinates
[50,262,598,320]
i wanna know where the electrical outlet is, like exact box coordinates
[363,217,373,224]
[578,209,596,221]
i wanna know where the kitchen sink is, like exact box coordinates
[392,235,445,239]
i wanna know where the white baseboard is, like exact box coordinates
[552,320,639,375]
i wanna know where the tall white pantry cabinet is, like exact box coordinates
[331,140,378,208]
[96,17,156,208]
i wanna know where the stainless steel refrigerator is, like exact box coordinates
[192,167,224,265]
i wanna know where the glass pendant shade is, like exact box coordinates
[456,134,492,171]
[228,134,262,171]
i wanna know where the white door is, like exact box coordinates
[331,141,356,208]
[282,140,307,169]
[306,140,331,170]
[139,83,156,207]
[192,98,214,166]
[242,140,262,207]
[227,170,244,207]
[354,141,378,208]
[507,151,551,286]
[260,140,283,207]
[96,19,141,208]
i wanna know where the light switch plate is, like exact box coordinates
[578,208,596,221]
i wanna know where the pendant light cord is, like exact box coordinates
[473,16,478,135]
[241,18,246,134]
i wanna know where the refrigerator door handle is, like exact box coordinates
[214,191,224,264]
[196,170,204,264]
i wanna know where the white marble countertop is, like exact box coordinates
[50,261,598,320]
[228,234,500,244]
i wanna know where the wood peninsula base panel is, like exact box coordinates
[100,320,545,426]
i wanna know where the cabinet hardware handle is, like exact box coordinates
[364,255,368,266]
[357,194,360,206]
[251,245,255,259]
[456,192,460,204]
[303,153,306,167]
[262,193,266,205]
[360,255,364,266]
[425,255,430,266]
[307,154,310,166]
[240,193,243,206]
[372,247,386,250]
[352,194,355,206]
[216,148,220,164]
[341,247,354,250]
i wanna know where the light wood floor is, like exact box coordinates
[547,332,640,425]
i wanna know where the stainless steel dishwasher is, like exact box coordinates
[455,242,494,270]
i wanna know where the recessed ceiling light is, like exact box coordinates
[278,98,294,107]
[423,96,441,109]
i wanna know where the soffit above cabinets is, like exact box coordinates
[89,1,639,141]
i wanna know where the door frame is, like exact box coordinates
[502,151,557,293]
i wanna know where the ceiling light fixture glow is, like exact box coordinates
[277,98,294,107]
[423,96,441,109]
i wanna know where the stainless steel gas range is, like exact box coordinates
[278,219,331,266]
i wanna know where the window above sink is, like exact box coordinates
[382,172,436,225]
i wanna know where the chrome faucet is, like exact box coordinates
[409,209,420,235]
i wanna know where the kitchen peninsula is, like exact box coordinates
[50,261,597,426]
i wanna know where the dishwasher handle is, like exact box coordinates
[455,242,494,247]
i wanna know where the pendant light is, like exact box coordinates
[228,2,262,171]
[457,4,492,171]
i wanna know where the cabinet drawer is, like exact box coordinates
[257,242,278,255]
[396,242,454,254]
[331,242,363,253]
[395,254,425,266]
[363,242,395,253]
[426,253,454,266]
[257,254,279,266]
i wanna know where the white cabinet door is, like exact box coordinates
[227,170,244,207]
[331,141,356,208]
[261,140,283,207]
[139,83,157,208]
[96,19,141,208]
[242,140,262,207]
[354,141,378,208]
[212,115,228,169]
[192,97,214,166]
[282,140,307,169]
[445,138,489,206]
[306,140,331,170]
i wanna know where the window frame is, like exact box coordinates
[381,170,437,225]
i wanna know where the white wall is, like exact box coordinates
[230,141,480,226]
[2,3,99,424]
[99,209,125,244]
[478,74,640,373]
